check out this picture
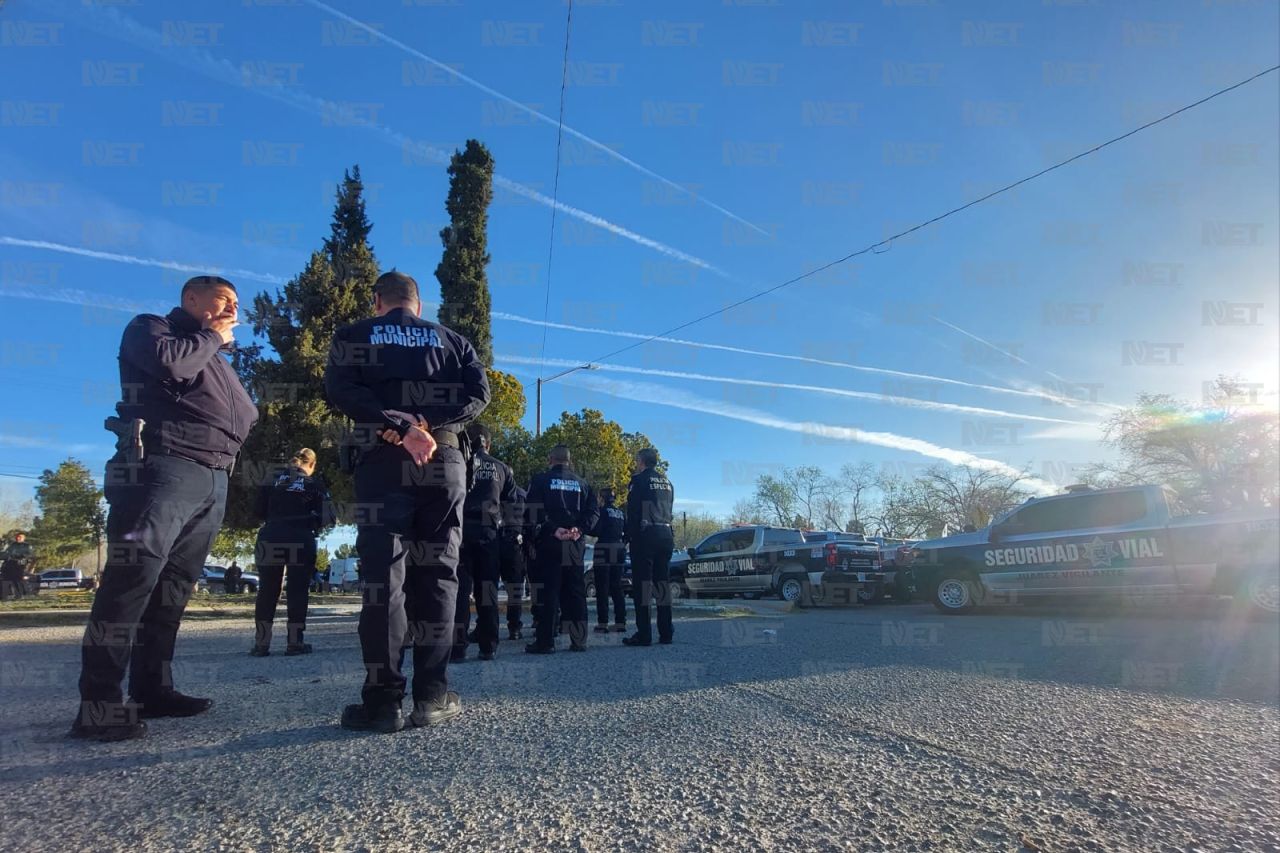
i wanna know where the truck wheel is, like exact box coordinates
[584,578,596,601]
[1241,569,1280,616]
[668,581,686,603]
[778,575,805,604]
[932,573,980,614]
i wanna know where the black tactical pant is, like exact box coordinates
[593,542,627,627]
[499,535,526,631]
[630,525,676,643]
[454,535,500,656]
[355,444,464,710]
[79,454,227,717]
[531,537,587,650]
[253,527,316,648]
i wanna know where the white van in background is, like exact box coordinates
[328,557,361,592]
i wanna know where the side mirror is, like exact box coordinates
[686,546,698,559]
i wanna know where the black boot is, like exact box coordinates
[131,691,213,719]
[250,621,271,656]
[284,624,312,655]
[69,702,147,742]
[340,703,404,734]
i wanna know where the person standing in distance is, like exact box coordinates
[249,448,332,656]
[453,424,517,662]
[524,445,598,654]
[590,488,628,635]
[73,275,258,742]
[0,532,33,600]
[324,271,489,733]
[499,484,529,640]
[623,448,675,647]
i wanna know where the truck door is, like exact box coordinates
[685,529,756,595]
[990,490,1169,597]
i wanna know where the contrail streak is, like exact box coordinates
[539,370,1058,494]
[305,0,766,235]
[497,354,1095,426]
[0,237,287,284]
[0,283,165,314]
[492,311,1080,405]
[46,0,726,276]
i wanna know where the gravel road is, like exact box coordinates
[1,600,1276,852]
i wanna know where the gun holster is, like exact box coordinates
[104,416,145,464]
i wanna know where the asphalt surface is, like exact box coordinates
[0,599,1277,852]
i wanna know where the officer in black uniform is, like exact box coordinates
[73,275,259,742]
[590,488,628,634]
[453,424,517,662]
[623,448,676,647]
[324,271,489,733]
[250,447,332,657]
[500,485,529,640]
[524,445,598,654]
[0,532,33,600]
[224,561,242,595]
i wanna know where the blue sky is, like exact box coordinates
[1,0,1277,525]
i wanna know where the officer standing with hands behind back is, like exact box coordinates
[324,271,489,734]
[524,445,598,654]
[624,448,676,647]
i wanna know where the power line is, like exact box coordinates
[581,64,1280,369]
[536,0,574,381]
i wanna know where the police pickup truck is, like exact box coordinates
[912,484,1280,615]
[683,525,881,605]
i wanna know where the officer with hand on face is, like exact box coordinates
[453,424,516,663]
[499,485,528,640]
[623,448,676,647]
[590,488,628,635]
[324,271,488,734]
[523,445,598,654]
[73,275,258,742]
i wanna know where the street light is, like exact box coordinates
[536,363,599,436]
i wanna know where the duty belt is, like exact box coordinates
[431,430,460,449]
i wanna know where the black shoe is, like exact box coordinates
[466,630,478,644]
[284,643,313,656]
[593,624,609,634]
[340,703,404,734]
[248,645,270,657]
[524,643,554,655]
[450,650,467,663]
[133,692,213,719]
[659,638,673,645]
[569,643,587,652]
[410,692,461,727]
[507,627,523,640]
[69,717,147,742]
[478,650,496,661]
[622,635,652,647]
[611,624,627,633]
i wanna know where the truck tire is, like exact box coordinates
[1240,568,1280,617]
[932,572,980,614]
[778,574,805,605]
[857,582,885,605]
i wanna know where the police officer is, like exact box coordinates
[623,448,676,647]
[324,271,489,733]
[499,485,529,640]
[224,561,242,595]
[0,532,33,600]
[453,424,516,662]
[590,488,628,634]
[524,445,598,654]
[73,275,258,741]
[250,448,331,657]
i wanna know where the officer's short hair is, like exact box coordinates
[549,444,572,464]
[636,447,659,468]
[468,423,491,447]
[374,271,419,306]
[181,275,236,299]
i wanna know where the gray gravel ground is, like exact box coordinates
[0,600,1277,852]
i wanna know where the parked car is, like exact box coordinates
[198,565,260,594]
[581,543,687,603]
[683,525,879,606]
[912,484,1280,615]
[36,568,85,590]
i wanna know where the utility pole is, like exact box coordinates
[535,363,599,437]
